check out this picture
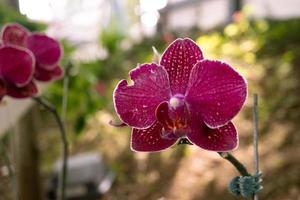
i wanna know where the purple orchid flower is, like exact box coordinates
[113,38,247,152]
[0,45,37,99]
[0,23,63,82]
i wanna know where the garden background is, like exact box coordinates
[0,0,299,199]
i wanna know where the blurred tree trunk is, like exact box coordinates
[12,106,42,200]
[228,0,242,22]
[8,0,19,10]
[0,0,19,10]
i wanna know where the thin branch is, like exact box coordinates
[218,94,261,199]
[61,76,69,122]
[218,152,250,176]
[61,62,72,122]
[253,94,260,200]
[32,96,68,200]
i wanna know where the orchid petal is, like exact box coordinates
[160,38,203,94]
[6,81,38,98]
[114,63,171,128]
[187,121,238,151]
[34,65,64,82]
[0,46,35,87]
[26,33,62,69]
[0,23,29,47]
[131,121,177,152]
[186,59,247,128]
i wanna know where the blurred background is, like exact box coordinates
[0,0,300,199]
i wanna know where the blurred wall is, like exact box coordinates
[163,0,300,31]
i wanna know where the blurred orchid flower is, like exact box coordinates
[0,23,64,100]
[113,38,247,152]
[1,23,63,82]
[0,45,37,99]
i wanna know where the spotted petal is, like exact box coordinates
[131,121,177,152]
[0,46,35,87]
[114,63,171,128]
[0,23,29,47]
[34,65,64,82]
[6,81,38,98]
[186,59,247,128]
[187,121,238,151]
[26,33,62,70]
[160,38,203,94]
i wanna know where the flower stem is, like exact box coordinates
[218,152,250,176]
[253,94,260,200]
[61,62,72,122]
[32,96,68,200]
[219,94,261,200]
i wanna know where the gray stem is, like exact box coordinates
[32,96,68,200]
[218,152,250,176]
[253,94,260,200]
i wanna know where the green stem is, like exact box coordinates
[219,94,260,200]
[61,62,72,122]
[253,94,260,200]
[218,152,250,176]
[32,96,68,200]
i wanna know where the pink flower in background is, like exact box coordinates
[0,45,37,99]
[95,80,106,96]
[0,23,63,100]
[1,23,63,82]
[113,38,247,152]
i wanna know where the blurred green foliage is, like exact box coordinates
[48,10,300,135]
[196,11,300,129]
[0,3,45,31]
[1,3,300,199]
[47,24,165,134]
[4,0,296,138]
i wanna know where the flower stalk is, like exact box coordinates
[218,152,250,176]
[32,96,68,200]
[253,94,260,200]
[219,94,261,199]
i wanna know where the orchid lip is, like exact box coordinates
[157,96,190,140]
[161,128,187,140]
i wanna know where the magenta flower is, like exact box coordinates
[1,23,63,82]
[0,45,37,99]
[113,38,247,152]
[0,23,63,100]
